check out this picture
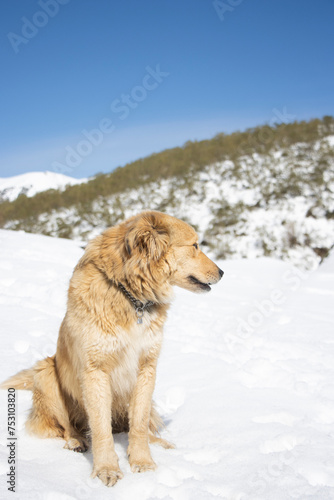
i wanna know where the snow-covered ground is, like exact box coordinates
[0,171,87,201]
[0,229,334,500]
[5,135,333,271]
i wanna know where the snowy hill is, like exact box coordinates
[0,171,87,202]
[1,229,334,499]
[2,127,334,271]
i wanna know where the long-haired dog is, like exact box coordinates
[1,211,223,486]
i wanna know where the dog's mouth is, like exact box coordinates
[188,275,212,292]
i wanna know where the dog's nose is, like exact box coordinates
[218,268,224,279]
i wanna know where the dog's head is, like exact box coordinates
[90,211,223,302]
[163,213,224,293]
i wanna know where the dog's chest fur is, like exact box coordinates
[87,308,165,398]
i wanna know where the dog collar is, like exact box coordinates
[118,283,155,324]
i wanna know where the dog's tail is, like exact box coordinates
[149,403,164,435]
[1,368,35,390]
[0,356,55,391]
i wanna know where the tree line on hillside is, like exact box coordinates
[0,116,333,227]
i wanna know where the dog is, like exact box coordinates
[1,211,223,486]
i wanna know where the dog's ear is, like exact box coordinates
[125,213,169,261]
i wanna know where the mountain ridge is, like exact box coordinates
[0,170,87,202]
[1,116,334,270]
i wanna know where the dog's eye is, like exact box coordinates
[193,243,198,249]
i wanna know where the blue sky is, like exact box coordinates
[0,0,333,179]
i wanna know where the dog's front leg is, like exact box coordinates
[128,353,159,473]
[82,369,123,486]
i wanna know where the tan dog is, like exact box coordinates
[1,211,223,486]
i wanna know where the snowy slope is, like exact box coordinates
[5,135,333,271]
[0,230,334,499]
[0,171,87,201]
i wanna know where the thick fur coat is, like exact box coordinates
[1,211,223,486]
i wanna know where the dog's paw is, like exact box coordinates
[64,436,89,453]
[92,465,123,487]
[128,440,157,473]
[129,457,157,473]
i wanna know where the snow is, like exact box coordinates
[0,229,334,499]
[0,171,87,202]
[5,135,332,271]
